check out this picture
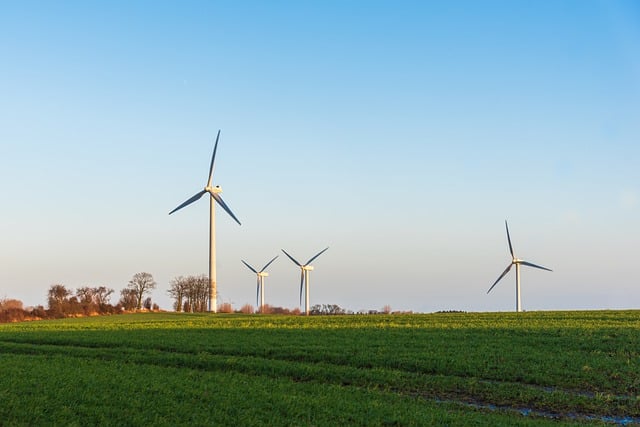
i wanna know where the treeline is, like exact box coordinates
[0,272,159,323]
[166,275,304,314]
[309,304,413,315]
[47,272,159,317]
[0,299,40,323]
[228,304,302,315]
[47,284,119,317]
[47,272,159,316]
[2,270,413,324]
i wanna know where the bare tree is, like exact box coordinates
[94,286,114,306]
[168,276,189,312]
[171,275,209,313]
[126,272,157,310]
[76,287,95,305]
[185,275,208,312]
[75,287,96,315]
[47,284,71,313]
[119,288,138,311]
[74,286,115,314]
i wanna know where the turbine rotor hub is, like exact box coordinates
[206,185,222,194]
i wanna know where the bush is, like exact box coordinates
[310,304,347,315]
[218,303,233,313]
[258,304,270,314]
[0,308,25,323]
[30,306,47,319]
[0,299,23,311]
[240,304,255,314]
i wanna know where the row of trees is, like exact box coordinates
[167,275,209,312]
[225,304,302,315]
[2,270,408,324]
[310,304,348,315]
[47,284,116,316]
[47,272,159,316]
[165,277,355,315]
[0,298,36,323]
[0,272,160,322]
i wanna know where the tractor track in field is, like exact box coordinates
[1,337,636,401]
[1,338,638,425]
[428,398,640,426]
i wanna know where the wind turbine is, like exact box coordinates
[487,220,552,312]
[169,130,241,313]
[241,255,278,313]
[281,247,329,316]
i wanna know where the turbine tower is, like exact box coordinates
[487,220,552,312]
[281,247,329,316]
[169,130,241,313]
[241,256,278,313]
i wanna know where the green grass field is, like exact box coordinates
[0,311,638,426]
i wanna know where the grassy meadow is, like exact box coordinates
[0,311,638,426]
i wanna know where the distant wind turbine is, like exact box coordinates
[241,256,278,313]
[169,130,241,313]
[487,220,552,312]
[281,247,329,316]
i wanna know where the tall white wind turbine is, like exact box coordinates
[169,130,241,313]
[241,256,278,313]
[487,220,552,312]
[281,247,329,316]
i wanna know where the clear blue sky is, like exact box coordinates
[1,1,638,312]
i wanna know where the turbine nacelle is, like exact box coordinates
[258,272,269,277]
[302,265,314,271]
[206,185,222,194]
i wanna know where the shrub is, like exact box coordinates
[0,299,23,311]
[218,302,233,313]
[240,304,255,314]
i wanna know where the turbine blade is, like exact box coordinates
[211,192,242,225]
[300,269,304,306]
[207,130,221,187]
[169,190,206,215]
[487,264,512,294]
[260,255,279,273]
[281,249,302,267]
[241,260,258,274]
[505,220,514,258]
[306,246,329,265]
[519,260,553,272]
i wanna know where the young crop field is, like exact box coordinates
[0,311,638,426]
